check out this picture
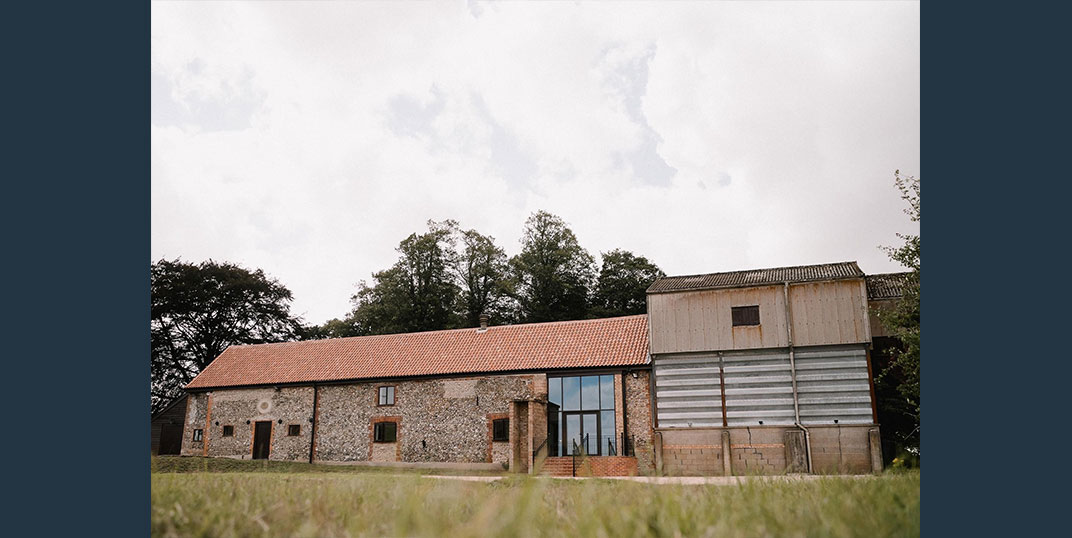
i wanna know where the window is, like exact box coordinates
[492,418,509,442]
[547,374,616,456]
[192,429,203,442]
[288,424,301,436]
[222,425,234,437]
[732,305,760,326]
[374,421,397,443]
[378,386,395,406]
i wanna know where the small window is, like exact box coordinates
[222,425,234,437]
[374,421,397,443]
[192,429,203,442]
[378,386,395,406]
[492,418,509,442]
[732,305,760,326]
[288,424,301,436]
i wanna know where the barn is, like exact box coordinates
[151,394,187,455]
[174,261,909,476]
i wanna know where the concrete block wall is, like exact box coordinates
[657,425,880,475]
[658,429,725,476]
[807,425,874,474]
[728,427,786,475]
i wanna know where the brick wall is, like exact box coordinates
[584,456,639,477]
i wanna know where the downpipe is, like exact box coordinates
[784,282,813,474]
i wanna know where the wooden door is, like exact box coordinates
[252,421,272,460]
[158,423,183,455]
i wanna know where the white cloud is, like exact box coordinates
[151,1,920,324]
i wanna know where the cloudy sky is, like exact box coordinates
[151,1,920,325]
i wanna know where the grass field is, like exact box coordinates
[151,458,919,537]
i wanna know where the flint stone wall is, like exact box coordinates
[180,387,315,461]
[625,371,656,473]
[315,374,536,463]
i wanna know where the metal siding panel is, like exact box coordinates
[653,353,723,428]
[795,346,873,425]
[722,349,795,426]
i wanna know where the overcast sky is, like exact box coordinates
[151,1,920,326]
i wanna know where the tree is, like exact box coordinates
[151,259,303,414]
[592,249,665,317]
[510,211,597,322]
[453,227,516,327]
[349,220,462,335]
[298,317,362,340]
[877,170,921,453]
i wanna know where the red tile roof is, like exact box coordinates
[185,315,650,390]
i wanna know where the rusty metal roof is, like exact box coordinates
[185,315,650,390]
[647,261,865,294]
[865,272,914,300]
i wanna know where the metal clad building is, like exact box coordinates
[647,261,881,474]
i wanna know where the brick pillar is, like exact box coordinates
[869,428,883,474]
[721,430,732,476]
[653,431,664,474]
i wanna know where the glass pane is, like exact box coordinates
[548,377,561,406]
[601,410,615,454]
[387,387,395,405]
[581,376,599,410]
[562,377,580,411]
[583,413,598,455]
[600,375,614,410]
[565,414,581,455]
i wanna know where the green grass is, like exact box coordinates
[151,456,506,476]
[151,465,919,537]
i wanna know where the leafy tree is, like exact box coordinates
[298,317,362,340]
[349,220,462,334]
[510,211,597,322]
[453,227,516,327]
[593,249,665,317]
[151,259,302,413]
[877,170,921,452]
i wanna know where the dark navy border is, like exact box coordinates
[5,1,1063,535]
[7,3,148,535]
[924,2,1066,536]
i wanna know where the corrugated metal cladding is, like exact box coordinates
[648,261,864,293]
[654,344,872,428]
[794,346,873,425]
[723,349,796,426]
[654,354,723,428]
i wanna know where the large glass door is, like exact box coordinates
[548,374,616,456]
[564,411,599,455]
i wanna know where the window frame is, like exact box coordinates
[373,421,397,443]
[492,418,509,442]
[192,429,203,442]
[221,425,234,437]
[731,305,761,327]
[287,424,301,437]
[377,385,396,406]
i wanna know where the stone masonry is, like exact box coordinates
[184,373,539,465]
[624,371,655,473]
